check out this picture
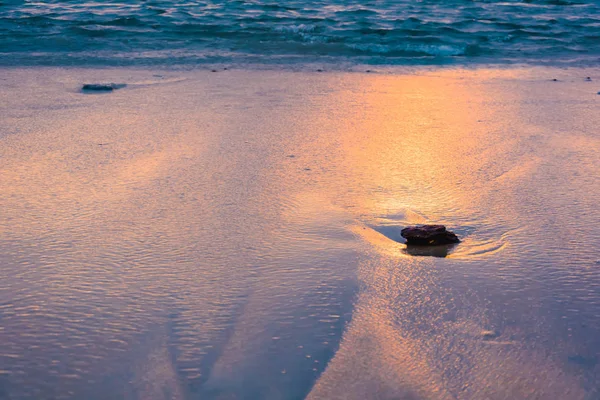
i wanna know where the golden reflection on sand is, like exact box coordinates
[301,71,587,399]
[334,72,489,216]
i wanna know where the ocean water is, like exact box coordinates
[1,0,600,67]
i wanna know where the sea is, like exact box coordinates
[1,0,600,67]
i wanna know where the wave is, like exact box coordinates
[1,0,600,66]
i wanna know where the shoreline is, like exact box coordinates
[3,60,600,75]
[2,64,600,83]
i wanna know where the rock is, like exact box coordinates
[82,84,113,91]
[481,330,498,340]
[400,225,460,246]
[82,83,126,92]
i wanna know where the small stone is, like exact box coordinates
[82,83,126,92]
[585,77,592,81]
[211,69,217,72]
[83,84,112,91]
[481,330,498,340]
[400,225,460,246]
[552,78,558,82]
[317,69,323,72]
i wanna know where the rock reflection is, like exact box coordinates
[403,243,457,258]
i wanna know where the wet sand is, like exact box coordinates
[1,67,599,399]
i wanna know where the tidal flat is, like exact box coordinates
[1,67,599,399]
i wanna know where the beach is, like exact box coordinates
[1,66,599,399]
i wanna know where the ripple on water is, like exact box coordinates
[356,211,509,259]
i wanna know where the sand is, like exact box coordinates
[1,66,599,399]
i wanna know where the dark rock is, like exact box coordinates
[585,77,592,81]
[82,83,126,92]
[82,84,113,91]
[400,225,460,246]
